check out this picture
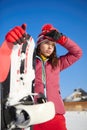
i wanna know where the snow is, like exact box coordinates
[65,111,87,130]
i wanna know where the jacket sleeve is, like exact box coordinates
[0,40,13,82]
[59,37,82,71]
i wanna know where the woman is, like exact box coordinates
[0,23,82,130]
[33,24,82,130]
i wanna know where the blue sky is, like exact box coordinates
[0,0,87,98]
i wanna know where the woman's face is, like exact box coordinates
[39,40,55,57]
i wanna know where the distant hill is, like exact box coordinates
[63,88,87,102]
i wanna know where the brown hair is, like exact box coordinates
[36,44,58,69]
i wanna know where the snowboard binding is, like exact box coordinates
[4,93,55,129]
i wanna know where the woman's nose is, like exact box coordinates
[48,44,52,49]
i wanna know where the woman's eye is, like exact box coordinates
[45,42,49,44]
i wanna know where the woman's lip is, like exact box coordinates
[46,51,51,54]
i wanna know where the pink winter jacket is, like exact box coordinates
[34,38,82,114]
[0,40,13,82]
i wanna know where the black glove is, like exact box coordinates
[37,93,47,104]
[45,30,63,41]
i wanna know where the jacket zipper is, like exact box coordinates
[36,56,48,97]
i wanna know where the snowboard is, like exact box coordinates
[0,36,35,130]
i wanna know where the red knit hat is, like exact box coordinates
[37,24,57,45]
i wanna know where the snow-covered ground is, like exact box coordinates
[65,111,87,130]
